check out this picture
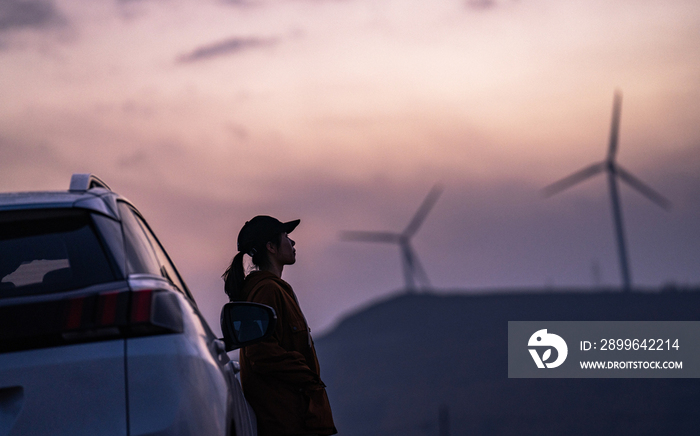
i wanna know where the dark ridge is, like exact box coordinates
[316,289,700,436]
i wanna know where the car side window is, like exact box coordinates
[135,216,188,295]
[92,213,126,277]
[118,202,161,276]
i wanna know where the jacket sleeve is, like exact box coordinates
[242,281,323,388]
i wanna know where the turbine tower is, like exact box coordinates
[341,185,443,292]
[543,90,671,292]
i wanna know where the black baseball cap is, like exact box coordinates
[237,215,300,254]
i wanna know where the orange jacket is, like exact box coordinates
[239,271,337,436]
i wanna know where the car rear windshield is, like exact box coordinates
[0,209,117,298]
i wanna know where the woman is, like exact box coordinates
[223,215,337,436]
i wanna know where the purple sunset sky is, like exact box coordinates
[1,0,699,333]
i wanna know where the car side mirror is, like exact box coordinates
[220,302,277,351]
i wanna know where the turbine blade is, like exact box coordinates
[403,184,444,238]
[542,162,605,197]
[607,90,623,162]
[339,231,401,243]
[616,165,672,210]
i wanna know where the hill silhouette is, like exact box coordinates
[315,289,700,436]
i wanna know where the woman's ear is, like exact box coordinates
[266,241,277,255]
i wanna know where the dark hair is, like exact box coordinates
[222,232,282,301]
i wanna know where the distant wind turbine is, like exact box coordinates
[542,90,671,292]
[341,185,444,292]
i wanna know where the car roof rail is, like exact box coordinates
[69,173,112,192]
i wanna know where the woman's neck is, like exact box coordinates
[260,263,283,278]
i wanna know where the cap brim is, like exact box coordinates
[283,219,300,234]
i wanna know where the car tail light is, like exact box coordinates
[130,289,152,324]
[125,287,183,336]
[0,286,183,353]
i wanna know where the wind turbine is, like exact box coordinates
[341,185,444,292]
[542,90,671,292]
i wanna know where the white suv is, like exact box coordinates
[0,174,273,436]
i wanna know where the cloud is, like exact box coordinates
[177,36,277,63]
[220,0,259,6]
[0,0,64,32]
[465,0,498,10]
[0,135,60,165]
[220,0,349,6]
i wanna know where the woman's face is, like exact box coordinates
[272,233,296,265]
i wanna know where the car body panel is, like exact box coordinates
[126,293,232,436]
[73,195,119,219]
[0,340,127,436]
[0,191,118,219]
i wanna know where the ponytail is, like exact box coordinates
[223,251,246,301]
